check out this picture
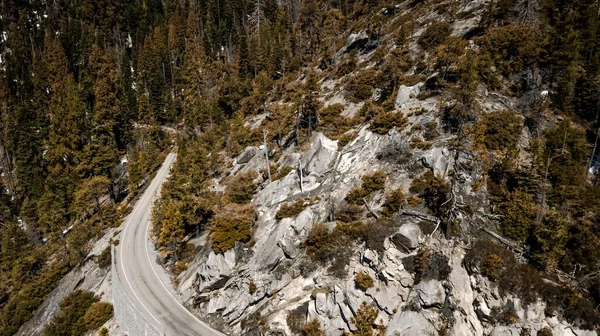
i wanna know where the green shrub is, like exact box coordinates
[370,110,407,134]
[351,302,386,336]
[477,25,542,78]
[346,186,368,204]
[276,200,307,220]
[225,171,258,204]
[403,246,451,283]
[480,111,523,151]
[419,21,451,51]
[302,318,324,336]
[97,246,111,269]
[303,223,352,277]
[337,131,359,148]
[355,272,375,291]
[410,137,433,150]
[273,165,293,181]
[482,254,503,282]
[382,188,406,216]
[286,303,309,334]
[318,103,354,138]
[537,327,553,336]
[345,170,387,204]
[497,190,538,242]
[44,290,99,336]
[84,302,113,330]
[211,205,255,253]
[336,204,365,222]
[171,261,188,278]
[99,328,109,336]
[361,170,386,193]
[409,171,450,219]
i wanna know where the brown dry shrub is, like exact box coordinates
[371,110,407,134]
[225,171,258,204]
[355,272,375,291]
[211,204,255,254]
[276,200,307,220]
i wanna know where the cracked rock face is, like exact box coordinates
[176,130,597,336]
[176,66,596,335]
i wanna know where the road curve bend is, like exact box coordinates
[117,153,225,336]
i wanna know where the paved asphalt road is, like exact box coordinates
[117,153,225,336]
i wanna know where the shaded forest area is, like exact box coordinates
[1,0,600,334]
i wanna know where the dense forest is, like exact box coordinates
[2,0,600,334]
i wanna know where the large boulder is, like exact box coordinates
[196,250,236,292]
[301,133,338,176]
[416,279,445,308]
[395,84,422,109]
[236,146,259,164]
[421,147,451,176]
[392,222,424,252]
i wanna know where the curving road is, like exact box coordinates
[117,153,225,336]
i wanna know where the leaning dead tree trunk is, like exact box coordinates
[517,0,540,26]
[263,130,271,183]
[297,161,304,193]
[481,227,524,254]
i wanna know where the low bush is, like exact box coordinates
[480,110,523,151]
[362,170,386,192]
[44,290,99,336]
[225,171,258,204]
[286,303,309,334]
[351,302,386,336]
[276,200,307,220]
[211,205,255,253]
[346,186,368,204]
[409,171,450,219]
[355,272,375,291]
[336,204,365,222]
[410,137,433,150]
[345,170,387,204]
[83,302,113,330]
[302,318,324,336]
[371,110,407,135]
[97,246,111,269]
[419,21,451,51]
[363,219,398,253]
[273,165,293,181]
[382,188,406,216]
[171,261,188,279]
[249,280,257,294]
[403,246,451,283]
[337,131,359,148]
[303,223,353,277]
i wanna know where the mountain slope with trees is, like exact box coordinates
[1,0,600,335]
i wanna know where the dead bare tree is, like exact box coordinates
[517,0,541,26]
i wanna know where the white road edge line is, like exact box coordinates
[119,156,172,327]
[145,157,228,336]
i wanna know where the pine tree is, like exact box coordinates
[73,176,111,222]
[78,45,121,178]
[38,74,85,233]
[138,92,156,125]
[156,200,185,258]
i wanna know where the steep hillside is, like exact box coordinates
[2,0,600,335]
[149,1,600,335]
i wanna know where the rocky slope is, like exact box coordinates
[176,78,596,336]
[170,1,600,333]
